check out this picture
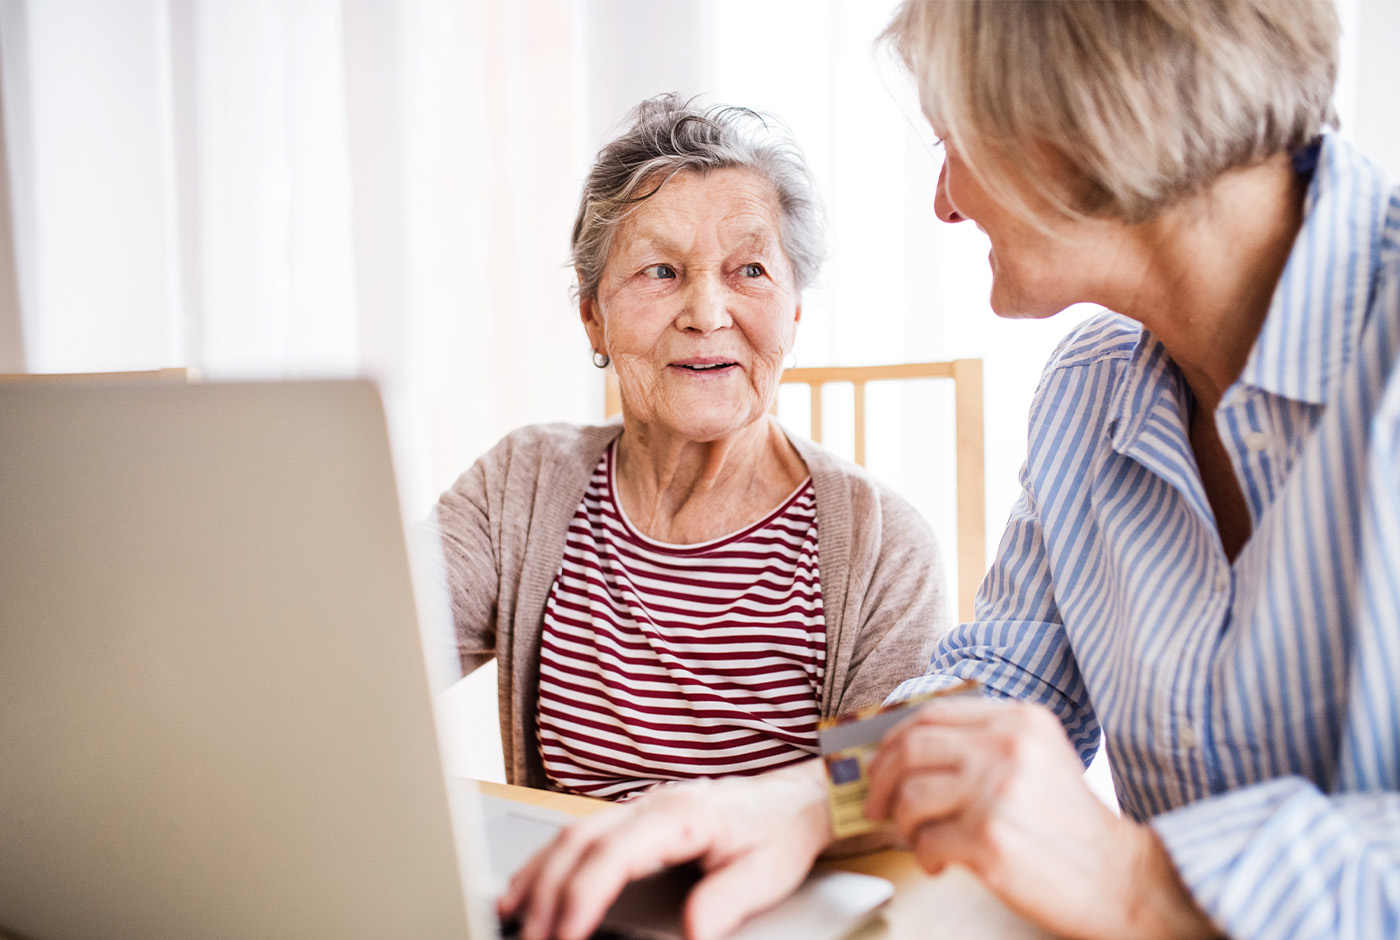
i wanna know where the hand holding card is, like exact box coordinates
[817,681,981,838]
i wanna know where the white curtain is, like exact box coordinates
[0,0,595,519]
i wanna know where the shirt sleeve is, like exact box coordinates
[887,460,1101,766]
[1152,779,1400,939]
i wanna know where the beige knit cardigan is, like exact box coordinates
[432,422,948,789]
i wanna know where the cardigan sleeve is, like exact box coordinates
[836,482,950,712]
[430,443,507,678]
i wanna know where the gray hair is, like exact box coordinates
[570,94,826,301]
[881,0,1340,224]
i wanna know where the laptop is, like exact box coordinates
[0,379,891,940]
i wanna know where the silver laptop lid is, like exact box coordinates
[0,380,491,940]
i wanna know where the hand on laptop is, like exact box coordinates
[497,760,834,940]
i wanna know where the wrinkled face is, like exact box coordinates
[581,167,801,442]
[933,133,1120,320]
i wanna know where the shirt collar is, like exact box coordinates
[1228,133,1391,407]
[1108,324,1184,453]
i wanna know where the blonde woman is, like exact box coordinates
[502,3,1400,939]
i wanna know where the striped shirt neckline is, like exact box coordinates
[604,440,815,554]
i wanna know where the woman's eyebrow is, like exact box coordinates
[617,231,683,256]
[618,227,777,257]
[726,229,781,255]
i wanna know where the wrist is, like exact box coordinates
[1116,822,1219,940]
[762,759,836,856]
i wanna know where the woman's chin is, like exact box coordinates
[988,285,1067,321]
[649,402,765,443]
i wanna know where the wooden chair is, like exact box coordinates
[0,367,199,384]
[604,360,986,622]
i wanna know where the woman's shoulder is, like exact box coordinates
[483,421,622,464]
[1022,310,1146,435]
[1043,309,1142,375]
[785,434,933,537]
[785,433,871,494]
[446,421,622,497]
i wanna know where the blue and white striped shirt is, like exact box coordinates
[892,133,1400,939]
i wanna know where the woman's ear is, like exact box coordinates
[580,293,605,355]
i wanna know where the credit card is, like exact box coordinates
[818,681,981,838]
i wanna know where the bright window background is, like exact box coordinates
[1,0,1396,798]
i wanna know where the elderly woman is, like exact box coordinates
[433,94,945,801]
[501,3,1400,940]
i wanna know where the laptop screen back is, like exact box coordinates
[0,380,486,940]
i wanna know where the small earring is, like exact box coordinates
[782,350,797,371]
[592,350,610,369]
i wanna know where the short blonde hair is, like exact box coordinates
[881,0,1339,224]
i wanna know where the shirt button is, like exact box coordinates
[1215,572,1230,593]
[1244,430,1269,452]
[1179,724,1200,749]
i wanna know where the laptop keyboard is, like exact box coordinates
[497,915,638,940]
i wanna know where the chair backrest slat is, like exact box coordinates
[853,381,867,467]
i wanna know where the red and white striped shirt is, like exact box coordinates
[537,442,826,800]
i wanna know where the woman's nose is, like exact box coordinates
[676,275,733,333]
[934,163,964,224]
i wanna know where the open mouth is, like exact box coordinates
[671,360,738,372]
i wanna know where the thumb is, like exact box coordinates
[682,851,809,940]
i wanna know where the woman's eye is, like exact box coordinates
[642,264,676,279]
[741,263,765,278]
